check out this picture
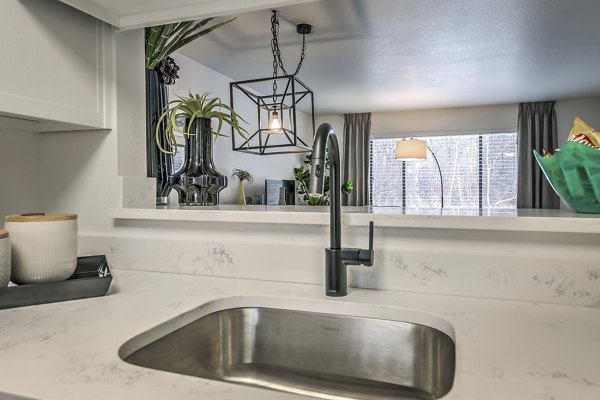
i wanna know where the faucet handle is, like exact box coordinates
[368,220,374,251]
[359,221,375,267]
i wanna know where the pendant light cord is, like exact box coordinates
[270,10,308,102]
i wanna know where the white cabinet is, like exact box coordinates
[58,0,317,30]
[0,0,111,131]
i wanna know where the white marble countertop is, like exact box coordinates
[109,206,600,233]
[0,269,599,400]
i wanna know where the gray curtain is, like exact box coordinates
[517,101,560,209]
[343,113,372,206]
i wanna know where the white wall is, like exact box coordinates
[169,53,307,204]
[39,128,118,234]
[371,104,517,138]
[320,98,600,144]
[36,27,118,235]
[318,103,518,141]
[315,114,344,136]
[116,29,146,178]
[0,128,41,221]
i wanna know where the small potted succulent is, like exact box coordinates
[232,168,254,205]
[156,92,247,206]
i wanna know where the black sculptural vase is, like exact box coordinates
[145,69,173,205]
[171,118,227,205]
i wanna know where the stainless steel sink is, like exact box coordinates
[120,299,455,400]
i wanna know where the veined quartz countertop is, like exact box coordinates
[0,269,598,399]
[109,205,600,233]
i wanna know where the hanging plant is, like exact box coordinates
[156,92,247,154]
[145,18,235,72]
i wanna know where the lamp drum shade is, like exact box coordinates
[395,139,427,160]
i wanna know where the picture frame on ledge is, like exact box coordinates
[265,180,296,205]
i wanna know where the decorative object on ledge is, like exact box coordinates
[534,117,600,213]
[157,92,247,206]
[251,194,264,205]
[145,18,235,205]
[0,255,112,310]
[265,180,296,205]
[171,118,227,205]
[396,139,445,208]
[535,143,600,214]
[6,213,78,284]
[230,10,315,155]
[232,168,254,205]
[278,187,287,205]
[294,153,353,205]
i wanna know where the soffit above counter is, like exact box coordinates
[108,205,600,234]
[58,0,318,30]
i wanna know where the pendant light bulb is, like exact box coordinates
[269,111,282,133]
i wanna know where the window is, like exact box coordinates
[172,119,186,172]
[369,133,518,209]
[172,135,185,172]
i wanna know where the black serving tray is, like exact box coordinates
[0,255,112,310]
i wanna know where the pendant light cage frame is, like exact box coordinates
[230,74,315,155]
[229,9,315,155]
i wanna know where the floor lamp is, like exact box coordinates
[395,139,444,208]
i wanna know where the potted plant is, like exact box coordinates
[145,18,235,204]
[156,92,247,206]
[232,168,254,205]
[294,153,353,205]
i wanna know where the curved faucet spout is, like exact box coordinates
[310,123,341,250]
[309,123,374,297]
[308,123,338,197]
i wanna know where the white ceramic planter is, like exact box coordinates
[0,230,10,287]
[5,214,78,284]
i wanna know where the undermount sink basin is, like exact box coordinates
[119,297,456,400]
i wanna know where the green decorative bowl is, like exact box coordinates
[534,141,600,213]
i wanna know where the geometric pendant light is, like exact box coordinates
[230,10,315,155]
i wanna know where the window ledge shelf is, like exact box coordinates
[108,205,600,234]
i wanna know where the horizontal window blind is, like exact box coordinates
[481,133,518,208]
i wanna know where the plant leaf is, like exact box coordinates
[154,18,235,62]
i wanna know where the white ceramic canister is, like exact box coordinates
[5,214,78,284]
[0,229,10,287]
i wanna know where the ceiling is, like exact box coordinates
[58,0,317,29]
[176,0,600,115]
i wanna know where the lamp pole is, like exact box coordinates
[427,146,444,208]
